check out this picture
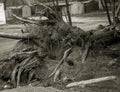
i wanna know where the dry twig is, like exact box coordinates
[12,13,38,25]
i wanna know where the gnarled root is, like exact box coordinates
[49,48,72,81]
[11,51,39,87]
[81,42,91,63]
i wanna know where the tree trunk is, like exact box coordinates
[65,0,72,26]
[103,0,112,25]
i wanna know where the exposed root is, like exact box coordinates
[11,51,40,87]
[53,69,61,82]
[81,42,91,63]
[49,48,72,78]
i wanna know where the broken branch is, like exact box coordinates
[12,13,39,25]
[66,76,116,88]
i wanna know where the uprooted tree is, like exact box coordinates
[0,0,120,88]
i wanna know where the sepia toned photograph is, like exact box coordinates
[0,0,120,92]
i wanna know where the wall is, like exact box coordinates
[5,8,12,18]
[22,5,31,17]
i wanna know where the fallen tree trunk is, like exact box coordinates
[0,32,38,39]
[90,28,115,41]
[10,12,119,46]
[66,76,116,88]
[0,25,116,44]
[13,13,57,26]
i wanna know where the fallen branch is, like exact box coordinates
[0,32,38,39]
[12,13,39,25]
[49,48,72,77]
[66,76,116,88]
